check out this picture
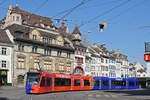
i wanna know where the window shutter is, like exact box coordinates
[0,47,2,55]
[6,61,9,68]
[0,60,2,68]
[7,48,10,55]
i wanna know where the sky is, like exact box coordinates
[0,0,150,66]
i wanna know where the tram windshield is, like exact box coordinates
[27,72,41,85]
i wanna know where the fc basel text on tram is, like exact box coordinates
[26,72,139,93]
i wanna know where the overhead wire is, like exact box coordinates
[103,0,148,22]
[52,0,121,26]
[34,0,48,12]
[79,0,132,28]
[60,0,93,20]
[82,0,148,33]
[51,9,72,19]
[0,0,7,5]
[52,0,120,19]
[51,0,92,21]
[0,0,9,18]
[0,0,8,7]
[79,0,121,10]
[138,26,150,29]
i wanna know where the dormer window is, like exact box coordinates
[47,26,50,29]
[16,31,23,38]
[33,35,37,40]
[13,16,15,21]
[35,24,39,26]
[22,20,27,24]
[40,24,45,28]
[16,16,19,21]
[0,24,3,29]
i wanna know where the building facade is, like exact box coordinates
[1,5,74,86]
[0,30,13,85]
[71,26,86,75]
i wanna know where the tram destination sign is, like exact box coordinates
[145,42,150,52]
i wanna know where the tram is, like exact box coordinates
[26,72,139,94]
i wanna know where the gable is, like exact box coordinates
[56,36,64,46]
[29,29,42,41]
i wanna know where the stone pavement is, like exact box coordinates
[0,86,150,100]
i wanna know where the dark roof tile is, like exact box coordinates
[6,24,58,39]
[72,26,81,35]
[11,6,55,29]
[0,29,12,44]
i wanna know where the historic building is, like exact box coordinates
[133,62,147,77]
[129,63,136,77]
[110,50,129,78]
[71,26,86,75]
[108,57,116,78]
[86,46,100,76]
[0,29,13,85]
[0,5,74,86]
[94,44,110,77]
[84,47,92,76]
[85,44,110,77]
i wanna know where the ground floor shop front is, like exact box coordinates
[0,69,8,86]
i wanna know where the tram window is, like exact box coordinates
[55,78,71,86]
[112,81,126,86]
[122,81,126,86]
[103,80,108,86]
[84,79,90,86]
[112,81,115,86]
[65,79,71,86]
[40,77,45,87]
[136,81,139,86]
[93,80,99,86]
[74,79,80,86]
[129,81,135,86]
[46,77,51,86]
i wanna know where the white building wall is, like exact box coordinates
[146,62,150,77]
[120,60,129,78]
[0,44,13,84]
[116,63,121,78]
[101,57,109,77]
[108,58,117,78]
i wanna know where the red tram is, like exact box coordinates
[83,76,93,90]
[71,75,82,90]
[53,73,71,92]
[26,72,53,93]
[26,72,92,93]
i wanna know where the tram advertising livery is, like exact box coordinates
[26,72,139,94]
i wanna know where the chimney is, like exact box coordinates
[16,4,19,7]
[61,19,65,29]
[8,4,12,10]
